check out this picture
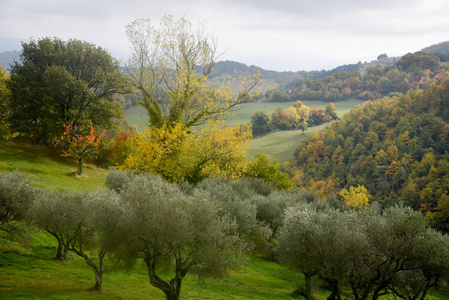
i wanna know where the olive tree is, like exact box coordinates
[276,206,354,300]
[277,204,449,300]
[0,170,37,234]
[31,189,122,291]
[113,174,246,300]
[196,177,271,242]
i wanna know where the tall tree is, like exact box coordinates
[7,38,132,143]
[122,16,262,183]
[126,16,262,130]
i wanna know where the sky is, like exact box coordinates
[1,0,449,72]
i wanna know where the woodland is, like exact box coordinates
[2,16,449,300]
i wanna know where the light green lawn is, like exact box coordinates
[247,124,328,162]
[0,141,107,191]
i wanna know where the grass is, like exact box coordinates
[247,124,328,162]
[0,230,306,299]
[124,99,365,162]
[226,98,365,126]
[2,231,448,300]
[0,141,108,191]
[125,99,365,132]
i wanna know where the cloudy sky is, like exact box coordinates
[1,0,448,71]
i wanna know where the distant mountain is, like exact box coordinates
[421,41,449,54]
[212,60,304,86]
[0,50,20,70]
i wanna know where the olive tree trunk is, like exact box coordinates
[145,256,188,300]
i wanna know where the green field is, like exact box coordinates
[0,142,107,191]
[124,99,365,162]
[226,99,365,126]
[125,99,365,131]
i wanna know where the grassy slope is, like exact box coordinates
[247,124,328,162]
[0,232,306,299]
[0,141,107,191]
[124,99,365,162]
[0,141,306,299]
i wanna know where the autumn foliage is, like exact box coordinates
[54,122,104,175]
[119,122,251,183]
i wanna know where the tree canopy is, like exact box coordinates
[126,16,262,130]
[7,37,132,143]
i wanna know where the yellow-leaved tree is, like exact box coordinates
[122,16,264,183]
[121,122,251,183]
[339,185,371,209]
[0,66,10,140]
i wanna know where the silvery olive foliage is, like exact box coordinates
[31,188,122,291]
[112,173,247,300]
[276,204,449,300]
[0,170,37,234]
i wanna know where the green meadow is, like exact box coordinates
[125,99,365,162]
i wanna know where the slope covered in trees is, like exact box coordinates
[288,77,449,232]
[264,51,449,102]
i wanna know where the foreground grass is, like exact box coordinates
[0,231,305,299]
[0,141,107,191]
[2,231,448,300]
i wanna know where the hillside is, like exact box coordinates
[0,50,20,70]
[422,41,449,54]
[264,51,449,102]
[288,76,449,232]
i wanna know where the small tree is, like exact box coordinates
[245,153,293,190]
[339,185,371,209]
[325,102,338,120]
[250,110,270,136]
[55,122,103,176]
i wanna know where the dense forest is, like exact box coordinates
[287,76,449,232]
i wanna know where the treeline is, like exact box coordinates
[288,76,449,233]
[250,101,338,137]
[3,170,449,299]
[263,51,449,102]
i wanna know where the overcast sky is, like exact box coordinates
[1,0,449,71]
